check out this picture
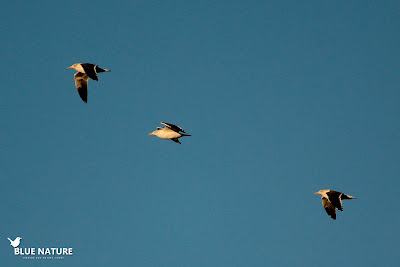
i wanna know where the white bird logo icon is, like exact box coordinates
[7,237,22,248]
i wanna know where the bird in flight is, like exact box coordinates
[315,189,356,220]
[67,63,111,103]
[149,122,191,144]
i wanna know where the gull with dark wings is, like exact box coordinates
[67,63,111,103]
[315,189,356,220]
[149,122,191,144]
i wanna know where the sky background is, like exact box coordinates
[1,0,399,266]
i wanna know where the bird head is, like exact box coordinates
[315,189,329,195]
[67,63,78,70]
[16,237,22,241]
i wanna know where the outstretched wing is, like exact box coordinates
[171,138,181,144]
[74,72,89,103]
[326,190,344,211]
[322,197,336,220]
[161,122,187,133]
[80,63,98,81]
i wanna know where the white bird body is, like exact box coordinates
[7,237,22,248]
[151,128,182,139]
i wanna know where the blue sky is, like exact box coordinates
[1,0,399,266]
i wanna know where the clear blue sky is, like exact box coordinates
[1,0,399,266]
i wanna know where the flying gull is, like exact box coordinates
[67,63,111,103]
[149,122,191,144]
[315,189,356,220]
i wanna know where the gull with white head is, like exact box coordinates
[315,189,356,220]
[67,63,111,103]
[149,122,191,144]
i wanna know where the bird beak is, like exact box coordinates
[148,133,153,135]
[314,192,319,194]
[67,66,72,69]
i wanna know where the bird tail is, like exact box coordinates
[95,65,111,73]
[342,194,356,199]
[7,237,12,243]
[181,133,191,137]
[98,68,111,72]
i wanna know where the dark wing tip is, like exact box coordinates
[171,138,181,144]
[77,87,88,103]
